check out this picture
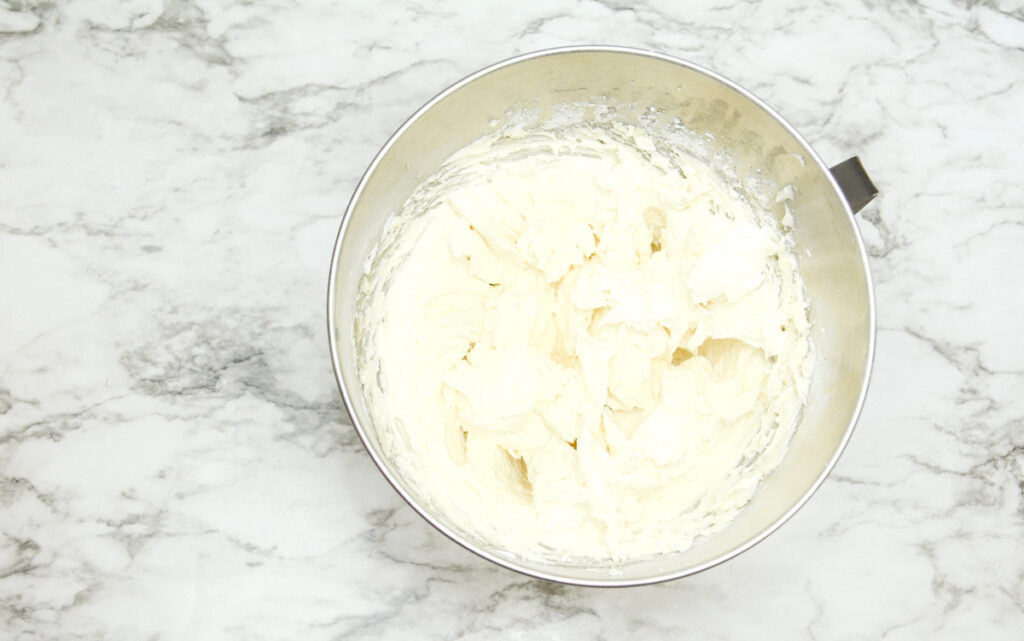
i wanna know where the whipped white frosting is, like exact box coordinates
[356,124,813,562]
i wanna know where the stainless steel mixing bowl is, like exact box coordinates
[328,46,876,586]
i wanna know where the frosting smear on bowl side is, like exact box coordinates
[356,124,813,562]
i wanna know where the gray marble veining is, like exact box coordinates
[1,0,1022,638]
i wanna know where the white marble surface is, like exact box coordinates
[1,0,1022,638]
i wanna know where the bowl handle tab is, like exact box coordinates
[830,156,878,214]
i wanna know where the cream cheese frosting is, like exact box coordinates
[356,124,813,562]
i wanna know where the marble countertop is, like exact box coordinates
[2,1,1022,638]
